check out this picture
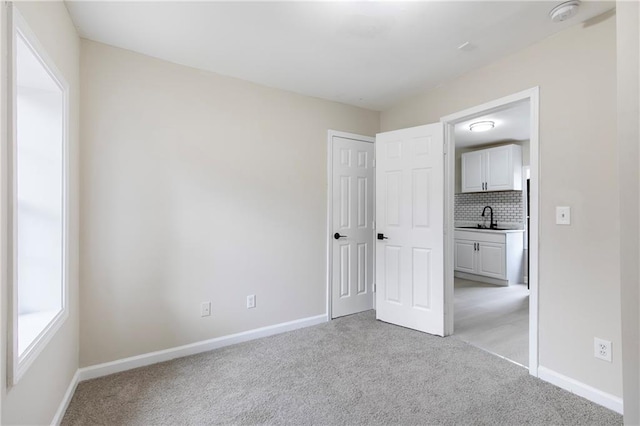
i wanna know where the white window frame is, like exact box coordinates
[6,5,70,385]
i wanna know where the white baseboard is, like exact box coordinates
[79,314,328,382]
[538,366,623,414]
[51,369,80,425]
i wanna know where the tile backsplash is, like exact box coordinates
[455,191,523,225]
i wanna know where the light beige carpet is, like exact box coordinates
[63,311,621,425]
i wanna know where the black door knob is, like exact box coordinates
[334,233,347,240]
[377,233,388,240]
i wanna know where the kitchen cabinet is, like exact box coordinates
[477,241,506,279]
[453,239,476,273]
[461,144,522,193]
[454,229,523,286]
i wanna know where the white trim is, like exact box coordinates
[14,310,69,382]
[522,165,530,250]
[326,130,375,320]
[538,366,623,414]
[529,88,540,377]
[441,87,540,377]
[327,130,375,144]
[79,314,328,381]
[6,0,17,388]
[7,5,71,386]
[443,122,455,336]
[0,3,9,412]
[440,88,538,123]
[50,370,80,426]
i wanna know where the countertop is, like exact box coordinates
[454,227,525,234]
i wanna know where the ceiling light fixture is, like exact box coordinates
[549,0,581,23]
[457,41,476,52]
[469,121,495,132]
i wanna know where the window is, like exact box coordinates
[9,8,69,383]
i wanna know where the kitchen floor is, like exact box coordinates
[453,277,529,367]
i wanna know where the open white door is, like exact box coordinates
[375,123,444,335]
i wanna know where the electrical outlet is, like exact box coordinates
[594,338,612,362]
[201,301,211,317]
[247,294,256,309]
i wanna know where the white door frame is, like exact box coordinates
[326,130,375,320]
[440,87,540,377]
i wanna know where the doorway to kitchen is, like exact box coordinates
[442,88,539,375]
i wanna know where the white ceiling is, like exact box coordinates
[65,1,615,111]
[454,100,530,148]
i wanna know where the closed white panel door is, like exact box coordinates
[454,240,476,273]
[332,136,374,318]
[477,242,506,279]
[461,150,484,192]
[375,123,444,335]
[486,145,512,190]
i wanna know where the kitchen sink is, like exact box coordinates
[456,226,511,231]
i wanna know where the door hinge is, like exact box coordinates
[373,283,376,292]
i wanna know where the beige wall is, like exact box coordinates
[382,13,622,397]
[79,40,379,367]
[0,2,80,424]
[617,1,640,423]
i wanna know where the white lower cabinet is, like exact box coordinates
[454,230,523,286]
[454,239,476,274]
[476,242,506,279]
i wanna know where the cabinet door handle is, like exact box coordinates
[477,243,480,252]
[474,242,477,251]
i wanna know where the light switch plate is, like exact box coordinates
[556,206,571,225]
[247,294,256,309]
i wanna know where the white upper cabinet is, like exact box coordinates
[461,144,522,193]
[485,145,522,191]
[461,150,484,193]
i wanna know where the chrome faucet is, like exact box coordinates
[482,206,497,229]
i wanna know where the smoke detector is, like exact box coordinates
[549,1,581,23]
